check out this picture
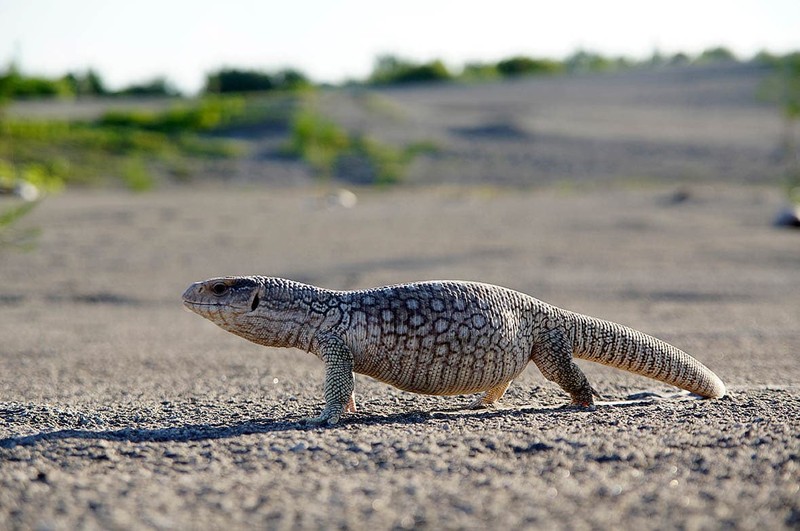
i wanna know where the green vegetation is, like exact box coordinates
[205,68,311,94]
[695,47,738,64]
[285,103,438,185]
[63,69,107,96]
[460,62,501,81]
[0,64,72,99]
[369,56,452,85]
[759,52,800,202]
[0,96,263,191]
[0,45,784,102]
[0,63,176,100]
[496,56,563,77]
[0,199,39,250]
[114,77,180,97]
[0,45,798,194]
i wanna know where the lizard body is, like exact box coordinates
[182,277,725,425]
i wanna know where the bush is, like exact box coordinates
[206,69,274,93]
[64,70,107,96]
[369,55,452,85]
[496,56,563,77]
[695,47,738,64]
[205,68,311,94]
[0,68,73,99]
[286,105,439,185]
[0,96,251,190]
[564,50,614,72]
[460,62,499,81]
[99,96,247,133]
[115,77,180,97]
[286,109,350,175]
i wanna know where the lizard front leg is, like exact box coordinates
[303,334,355,426]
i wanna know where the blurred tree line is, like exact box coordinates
[0,63,181,100]
[1,45,780,103]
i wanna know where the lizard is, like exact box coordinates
[182,276,726,425]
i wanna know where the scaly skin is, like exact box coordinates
[182,277,726,425]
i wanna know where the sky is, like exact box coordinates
[1,0,799,94]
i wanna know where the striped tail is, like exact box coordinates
[567,312,726,398]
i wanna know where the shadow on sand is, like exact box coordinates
[0,398,669,449]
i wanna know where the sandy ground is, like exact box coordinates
[1,181,798,529]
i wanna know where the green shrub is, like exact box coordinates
[115,77,180,97]
[64,70,107,96]
[205,68,311,94]
[695,47,738,64]
[121,157,154,192]
[0,68,73,99]
[0,96,250,189]
[286,104,440,185]
[496,56,563,77]
[564,50,614,72]
[99,97,247,133]
[369,55,452,85]
[461,62,500,81]
[286,109,350,175]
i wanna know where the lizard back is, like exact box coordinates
[334,281,538,395]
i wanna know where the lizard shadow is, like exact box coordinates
[0,398,671,448]
[0,421,301,448]
[0,411,451,448]
[328,397,667,426]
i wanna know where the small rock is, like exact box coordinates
[289,442,308,453]
[774,206,800,228]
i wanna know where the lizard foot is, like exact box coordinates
[466,395,498,410]
[300,411,341,426]
[564,401,597,411]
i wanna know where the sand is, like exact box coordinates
[1,181,798,529]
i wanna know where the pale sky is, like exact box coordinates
[1,0,798,94]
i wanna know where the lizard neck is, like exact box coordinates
[238,279,343,354]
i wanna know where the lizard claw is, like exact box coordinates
[466,395,498,410]
[466,395,486,410]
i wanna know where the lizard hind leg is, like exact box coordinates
[532,329,597,409]
[467,381,512,410]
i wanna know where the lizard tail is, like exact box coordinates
[567,312,726,398]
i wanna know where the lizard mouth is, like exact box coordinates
[182,300,229,312]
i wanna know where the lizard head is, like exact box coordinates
[182,276,263,325]
[183,276,329,349]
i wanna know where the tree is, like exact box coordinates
[205,69,274,94]
[496,56,562,77]
[696,47,737,64]
[115,77,179,97]
[64,69,107,96]
[369,55,451,85]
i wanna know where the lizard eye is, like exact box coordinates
[210,282,228,296]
